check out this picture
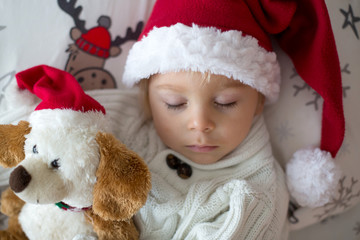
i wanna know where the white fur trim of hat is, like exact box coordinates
[123,23,280,103]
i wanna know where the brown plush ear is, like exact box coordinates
[0,121,31,168]
[0,187,25,217]
[0,188,27,240]
[86,210,139,240]
[93,132,151,221]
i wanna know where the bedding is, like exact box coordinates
[0,0,359,239]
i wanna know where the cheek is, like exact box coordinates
[220,112,255,145]
[153,118,183,150]
[150,104,180,141]
[153,113,180,137]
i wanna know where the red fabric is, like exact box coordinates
[141,0,344,158]
[140,0,294,51]
[16,65,106,114]
[275,0,344,157]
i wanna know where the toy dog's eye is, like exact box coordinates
[33,145,38,154]
[51,159,60,169]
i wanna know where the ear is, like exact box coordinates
[93,132,151,221]
[0,121,31,168]
[255,93,265,116]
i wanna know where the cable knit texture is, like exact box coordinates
[0,88,289,240]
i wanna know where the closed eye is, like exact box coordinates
[165,102,186,110]
[214,101,237,108]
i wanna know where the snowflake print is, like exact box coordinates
[354,222,360,235]
[290,68,299,79]
[293,82,311,97]
[337,140,350,158]
[292,64,351,110]
[305,92,321,111]
[341,63,351,74]
[315,176,360,220]
[341,63,351,98]
[275,121,294,142]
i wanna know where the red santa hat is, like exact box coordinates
[123,0,345,208]
[15,65,107,131]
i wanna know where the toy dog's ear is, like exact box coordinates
[93,132,151,221]
[0,121,31,168]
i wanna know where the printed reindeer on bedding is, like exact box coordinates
[58,0,143,90]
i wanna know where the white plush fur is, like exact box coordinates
[14,109,108,239]
[19,204,95,240]
[123,23,280,103]
[286,147,342,208]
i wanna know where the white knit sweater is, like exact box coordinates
[0,88,290,240]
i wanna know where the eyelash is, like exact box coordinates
[165,101,237,110]
[215,101,237,108]
[165,103,186,110]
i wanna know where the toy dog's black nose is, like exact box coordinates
[9,165,32,193]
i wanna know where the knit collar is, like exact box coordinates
[55,201,92,212]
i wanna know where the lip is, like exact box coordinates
[186,145,218,153]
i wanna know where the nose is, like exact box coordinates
[10,165,32,193]
[187,109,215,133]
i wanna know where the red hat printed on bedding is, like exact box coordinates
[123,0,345,208]
[75,26,112,59]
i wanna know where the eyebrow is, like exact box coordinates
[155,84,186,91]
[154,80,248,91]
[217,81,248,90]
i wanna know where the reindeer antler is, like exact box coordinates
[58,0,86,33]
[111,21,144,47]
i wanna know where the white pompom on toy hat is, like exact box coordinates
[122,0,345,208]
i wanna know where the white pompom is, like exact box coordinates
[286,147,341,208]
[3,80,39,109]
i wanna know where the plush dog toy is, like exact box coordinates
[0,65,151,240]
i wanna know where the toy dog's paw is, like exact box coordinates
[72,234,98,240]
[0,230,26,240]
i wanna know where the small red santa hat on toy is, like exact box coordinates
[15,65,107,133]
[123,0,345,208]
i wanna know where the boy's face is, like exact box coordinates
[148,71,264,164]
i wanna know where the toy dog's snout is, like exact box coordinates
[9,165,32,193]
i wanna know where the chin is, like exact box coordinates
[187,154,220,165]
